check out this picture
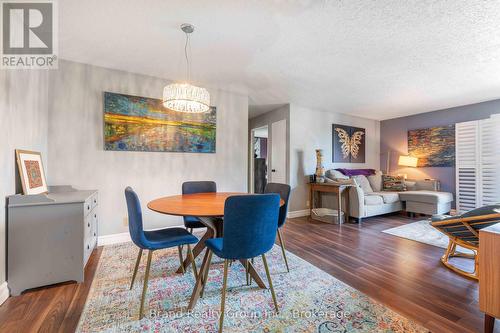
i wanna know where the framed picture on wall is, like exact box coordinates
[407,125,455,167]
[15,150,48,195]
[332,124,366,163]
[103,92,216,153]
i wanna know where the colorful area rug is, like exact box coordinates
[382,220,473,254]
[77,242,428,332]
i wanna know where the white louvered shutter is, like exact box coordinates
[456,115,500,214]
[456,120,479,214]
[479,114,500,207]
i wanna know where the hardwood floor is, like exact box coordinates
[0,214,497,332]
[283,215,498,333]
[0,247,102,333]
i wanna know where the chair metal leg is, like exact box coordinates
[261,254,279,313]
[187,244,198,280]
[245,261,249,285]
[277,229,290,272]
[248,258,254,285]
[178,246,185,274]
[188,249,210,310]
[218,259,229,333]
[139,250,153,319]
[130,248,143,290]
[179,228,193,254]
[200,250,213,298]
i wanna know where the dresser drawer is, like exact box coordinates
[84,232,97,266]
[84,197,92,216]
[91,209,98,239]
[84,238,92,266]
[91,192,98,209]
[85,208,98,237]
[84,213,92,239]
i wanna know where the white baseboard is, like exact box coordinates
[0,282,9,305]
[97,224,191,246]
[98,232,131,246]
[287,209,310,218]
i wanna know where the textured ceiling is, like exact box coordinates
[59,0,500,120]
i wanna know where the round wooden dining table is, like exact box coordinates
[148,192,284,310]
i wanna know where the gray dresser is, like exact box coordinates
[7,185,98,296]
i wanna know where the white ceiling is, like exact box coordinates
[60,0,500,120]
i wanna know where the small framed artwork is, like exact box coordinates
[332,124,366,163]
[15,150,48,195]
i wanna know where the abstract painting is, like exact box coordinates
[332,124,366,163]
[104,92,216,153]
[25,160,43,188]
[408,125,455,167]
[16,150,48,195]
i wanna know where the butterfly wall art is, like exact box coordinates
[332,124,366,163]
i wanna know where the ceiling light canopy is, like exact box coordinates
[163,24,210,113]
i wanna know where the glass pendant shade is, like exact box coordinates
[163,83,210,113]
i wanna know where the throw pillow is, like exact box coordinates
[382,175,406,191]
[325,169,349,180]
[352,175,374,193]
[367,170,383,192]
[404,180,417,191]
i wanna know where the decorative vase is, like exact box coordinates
[315,149,325,183]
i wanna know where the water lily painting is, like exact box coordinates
[103,92,216,153]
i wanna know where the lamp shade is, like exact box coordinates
[398,155,418,167]
[163,83,210,113]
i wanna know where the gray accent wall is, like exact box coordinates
[380,99,500,197]
[47,60,249,236]
[0,70,49,288]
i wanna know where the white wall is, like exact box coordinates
[47,60,248,236]
[289,104,380,211]
[0,70,49,290]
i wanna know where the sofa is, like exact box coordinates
[325,169,454,223]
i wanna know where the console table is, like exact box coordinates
[7,186,98,295]
[479,223,500,333]
[309,182,351,224]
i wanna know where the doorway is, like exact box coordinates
[251,126,268,193]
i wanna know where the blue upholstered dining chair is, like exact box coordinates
[264,183,291,272]
[124,187,199,319]
[202,194,281,333]
[182,181,217,231]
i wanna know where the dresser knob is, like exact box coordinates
[87,245,90,249]
[94,232,96,236]
[88,222,90,227]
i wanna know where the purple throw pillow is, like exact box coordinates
[335,168,376,177]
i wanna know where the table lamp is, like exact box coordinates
[398,155,418,167]
[398,155,418,179]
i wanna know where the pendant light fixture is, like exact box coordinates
[163,23,210,113]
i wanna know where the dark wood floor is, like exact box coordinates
[0,214,497,332]
[0,247,103,333]
[284,215,498,333]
